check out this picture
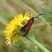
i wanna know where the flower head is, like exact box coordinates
[4,13,32,45]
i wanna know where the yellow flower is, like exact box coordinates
[4,13,32,45]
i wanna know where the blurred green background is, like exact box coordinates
[0,0,52,52]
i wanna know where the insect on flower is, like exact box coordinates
[4,12,44,45]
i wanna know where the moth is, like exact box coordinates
[21,14,44,36]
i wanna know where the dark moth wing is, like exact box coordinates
[21,17,34,36]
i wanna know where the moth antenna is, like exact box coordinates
[33,14,44,19]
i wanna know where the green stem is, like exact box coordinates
[27,35,50,52]
[20,37,37,52]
